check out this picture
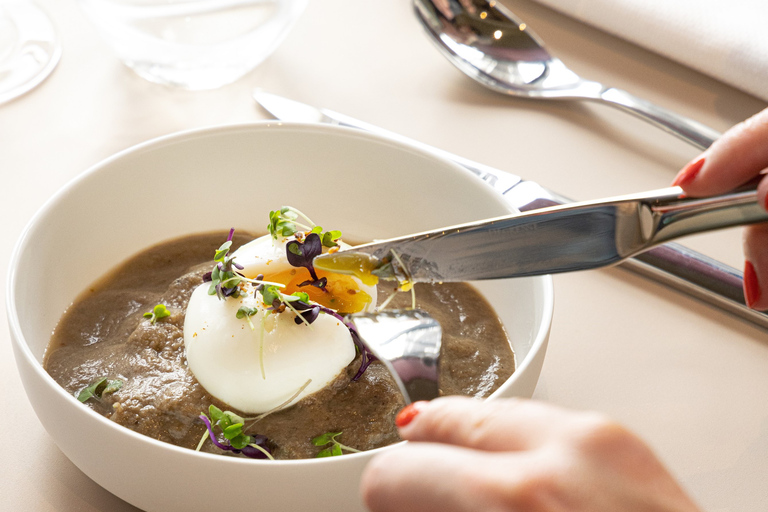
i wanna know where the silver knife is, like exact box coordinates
[315,186,765,282]
[253,90,768,328]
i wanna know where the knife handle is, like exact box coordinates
[505,181,768,329]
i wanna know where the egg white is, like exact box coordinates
[184,284,356,413]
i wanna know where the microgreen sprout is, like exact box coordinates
[77,377,123,403]
[312,432,361,458]
[204,228,245,300]
[321,229,342,248]
[198,405,273,460]
[143,304,170,324]
[286,232,327,289]
[268,207,314,239]
[236,306,259,328]
[269,206,342,248]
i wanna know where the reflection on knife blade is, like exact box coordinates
[253,90,768,330]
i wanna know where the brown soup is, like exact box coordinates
[44,232,514,460]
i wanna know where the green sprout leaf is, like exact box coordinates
[311,431,360,458]
[259,284,283,306]
[321,230,342,248]
[236,306,259,319]
[288,291,310,303]
[214,240,233,262]
[287,243,302,256]
[208,405,254,450]
[268,207,300,239]
[77,377,123,403]
[143,303,170,324]
[312,432,341,446]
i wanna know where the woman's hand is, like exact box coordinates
[672,108,768,310]
[361,397,701,512]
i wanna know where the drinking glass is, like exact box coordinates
[0,0,61,105]
[78,0,308,90]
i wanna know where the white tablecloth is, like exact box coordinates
[533,0,768,101]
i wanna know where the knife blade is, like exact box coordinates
[314,186,764,283]
[253,90,768,329]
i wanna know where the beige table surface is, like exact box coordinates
[2,1,767,510]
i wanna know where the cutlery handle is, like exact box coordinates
[627,243,768,328]
[599,87,721,150]
[650,186,767,244]
[505,182,768,329]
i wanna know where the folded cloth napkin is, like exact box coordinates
[530,0,768,102]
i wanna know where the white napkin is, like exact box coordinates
[530,0,768,102]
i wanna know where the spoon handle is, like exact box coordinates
[598,87,721,150]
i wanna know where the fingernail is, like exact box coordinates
[672,156,705,187]
[395,401,429,428]
[744,261,761,309]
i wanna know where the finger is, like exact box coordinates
[743,223,768,310]
[396,396,598,452]
[361,443,528,512]
[673,108,768,196]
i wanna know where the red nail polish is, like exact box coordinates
[672,157,705,187]
[395,401,429,428]
[744,261,761,309]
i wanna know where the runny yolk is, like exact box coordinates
[266,268,372,314]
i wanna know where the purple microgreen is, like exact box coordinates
[282,299,313,328]
[312,431,360,458]
[294,305,320,325]
[198,406,274,460]
[299,276,328,289]
[205,229,244,300]
[313,304,377,380]
[77,377,123,403]
[285,233,322,279]
[143,303,170,325]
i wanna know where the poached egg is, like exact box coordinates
[183,233,376,414]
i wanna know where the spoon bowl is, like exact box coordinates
[413,0,720,150]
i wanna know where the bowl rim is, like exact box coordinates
[6,120,554,466]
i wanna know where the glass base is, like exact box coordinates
[0,1,61,105]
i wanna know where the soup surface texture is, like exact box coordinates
[45,232,515,459]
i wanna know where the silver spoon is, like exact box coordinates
[350,309,442,403]
[413,0,721,150]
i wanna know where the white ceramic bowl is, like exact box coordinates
[7,123,553,512]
